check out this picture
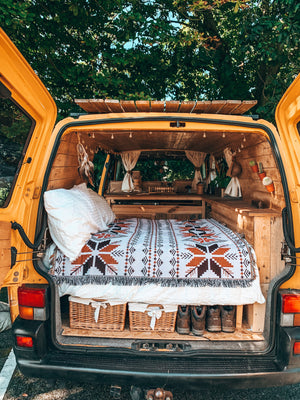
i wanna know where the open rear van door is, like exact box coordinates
[275,74,300,285]
[0,28,57,289]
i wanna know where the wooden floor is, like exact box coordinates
[62,324,264,341]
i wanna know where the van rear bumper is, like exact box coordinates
[12,317,300,389]
[15,355,300,389]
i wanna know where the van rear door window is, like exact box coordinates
[0,96,33,207]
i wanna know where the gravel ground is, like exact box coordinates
[1,367,300,400]
[0,329,12,370]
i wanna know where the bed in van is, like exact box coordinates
[1,28,300,396]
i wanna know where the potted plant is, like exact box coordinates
[258,162,266,180]
[249,160,259,172]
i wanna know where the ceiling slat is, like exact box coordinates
[230,100,257,115]
[74,99,97,113]
[105,99,124,113]
[192,100,212,113]
[89,99,110,113]
[178,101,195,113]
[165,100,180,112]
[207,100,227,114]
[150,101,165,112]
[217,100,241,115]
[120,100,137,112]
[135,100,151,112]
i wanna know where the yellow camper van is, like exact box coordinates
[1,28,300,395]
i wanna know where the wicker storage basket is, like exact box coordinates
[128,303,177,332]
[69,297,126,331]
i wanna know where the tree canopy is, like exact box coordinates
[1,0,299,121]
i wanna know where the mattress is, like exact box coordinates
[47,218,265,305]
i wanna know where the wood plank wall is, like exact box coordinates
[236,138,285,210]
[47,131,285,215]
[47,132,98,190]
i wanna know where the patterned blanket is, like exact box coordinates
[50,218,256,288]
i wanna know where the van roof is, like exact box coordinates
[75,99,257,115]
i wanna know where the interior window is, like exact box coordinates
[120,153,195,182]
[0,95,33,207]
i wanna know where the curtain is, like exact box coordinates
[224,177,242,197]
[121,151,141,192]
[185,151,207,191]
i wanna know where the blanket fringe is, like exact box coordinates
[52,275,253,288]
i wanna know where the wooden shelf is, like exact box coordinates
[201,195,281,217]
[62,324,264,342]
[105,193,204,202]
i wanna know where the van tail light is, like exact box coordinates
[282,294,300,314]
[294,342,300,355]
[281,293,300,327]
[18,286,48,321]
[16,335,33,348]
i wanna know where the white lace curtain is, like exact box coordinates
[121,151,141,192]
[185,151,207,191]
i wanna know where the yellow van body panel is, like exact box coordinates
[0,28,57,291]
[275,74,300,289]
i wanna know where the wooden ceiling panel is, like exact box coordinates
[86,129,262,158]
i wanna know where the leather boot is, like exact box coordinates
[221,306,236,333]
[206,305,221,332]
[176,305,190,334]
[191,305,207,336]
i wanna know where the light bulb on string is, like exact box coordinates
[243,135,246,142]
[129,131,133,138]
[222,132,226,138]
[203,131,206,138]
[111,133,114,139]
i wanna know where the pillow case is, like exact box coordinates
[44,183,115,261]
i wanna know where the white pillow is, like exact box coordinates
[44,183,115,261]
[73,183,115,227]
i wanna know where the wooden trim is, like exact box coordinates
[62,324,264,341]
[111,204,205,219]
